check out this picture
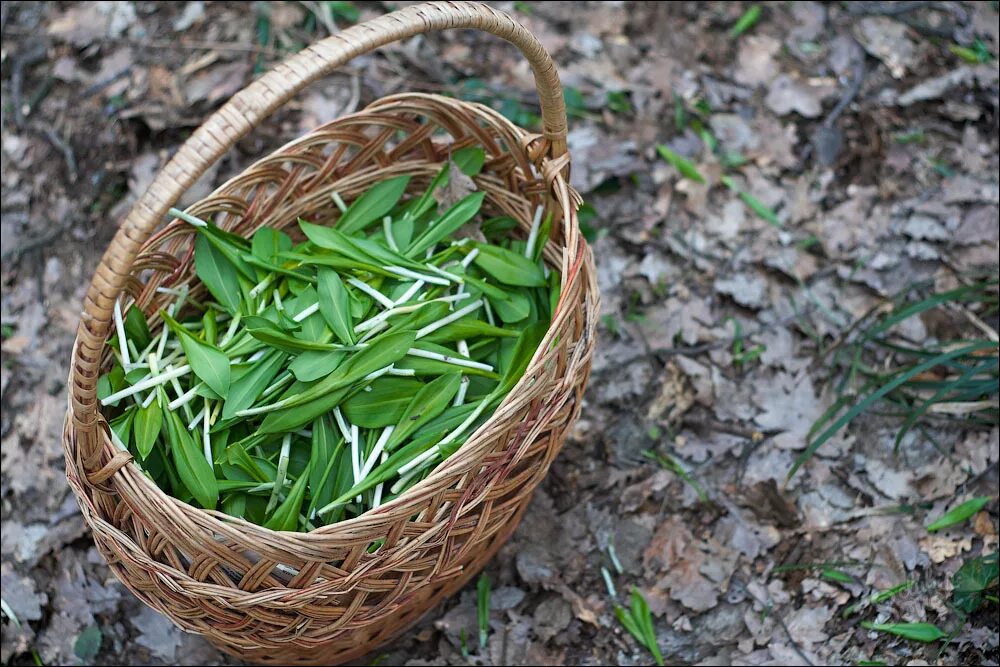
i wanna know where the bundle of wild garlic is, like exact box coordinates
[98,148,558,531]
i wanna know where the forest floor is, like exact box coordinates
[1,2,998,665]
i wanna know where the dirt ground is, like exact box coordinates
[2,1,998,665]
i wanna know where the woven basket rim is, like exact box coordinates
[70,92,581,543]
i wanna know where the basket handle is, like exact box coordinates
[69,1,568,463]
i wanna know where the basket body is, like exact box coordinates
[63,92,597,665]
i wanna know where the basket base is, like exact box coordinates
[205,501,529,665]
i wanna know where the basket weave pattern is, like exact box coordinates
[62,4,597,664]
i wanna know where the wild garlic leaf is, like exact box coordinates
[242,316,343,353]
[161,311,231,398]
[288,350,346,382]
[473,244,546,287]
[133,398,162,460]
[317,269,355,345]
[342,377,424,428]
[123,305,152,349]
[307,415,343,513]
[406,192,486,258]
[264,463,310,531]
[386,373,462,450]
[335,175,411,235]
[163,398,218,509]
[251,227,292,264]
[222,350,287,419]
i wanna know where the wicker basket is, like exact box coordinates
[62,2,597,664]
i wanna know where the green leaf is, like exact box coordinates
[453,146,486,176]
[473,244,546,287]
[656,144,705,183]
[163,397,218,509]
[420,318,519,344]
[496,322,548,395]
[386,373,462,450]
[133,399,162,460]
[729,5,761,38]
[109,409,135,450]
[927,496,992,533]
[222,350,287,419]
[614,588,664,666]
[477,573,491,648]
[194,233,243,313]
[251,227,292,264]
[259,331,417,433]
[862,622,947,643]
[242,316,341,353]
[317,269,355,344]
[407,192,486,258]
[821,569,856,585]
[264,463,310,531]
[952,552,999,614]
[307,415,344,513]
[97,364,127,407]
[288,349,346,382]
[123,305,152,350]
[721,175,781,227]
[74,625,102,662]
[161,311,231,398]
[342,377,424,428]
[335,175,411,235]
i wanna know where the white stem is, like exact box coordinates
[393,280,425,306]
[360,426,394,479]
[386,367,417,376]
[100,364,192,405]
[383,265,450,286]
[272,289,284,312]
[383,216,398,251]
[350,424,361,502]
[168,384,200,410]
[397,446,439,477]
[461,248,480,268]
[141,389,158,409]
[348,278,396,309]
[260,370,292,399]
[354,295,469,333]
[168,207,208,228]
[415,299,483,339]
[453,376,470,407]
[406,347,493,372]
[203,398,212,462]
[524,205,544,258]
[267,435,292,513]
[333,407,352,443]
[113,300,131,367]
[293,302,320,322]
[248,274,274,299]
[423,262,462,283]
[187,404,206,430]
[362,364,396,382]
[483,298,496,326]
[331,191,348,213]
[390,467,421,495]
[219,312,242,347]
[372,453,388,508]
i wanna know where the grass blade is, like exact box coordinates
[862,622,947,643]
[656,144,705,183]
[791,341,994,479]
[927,496,992,533]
